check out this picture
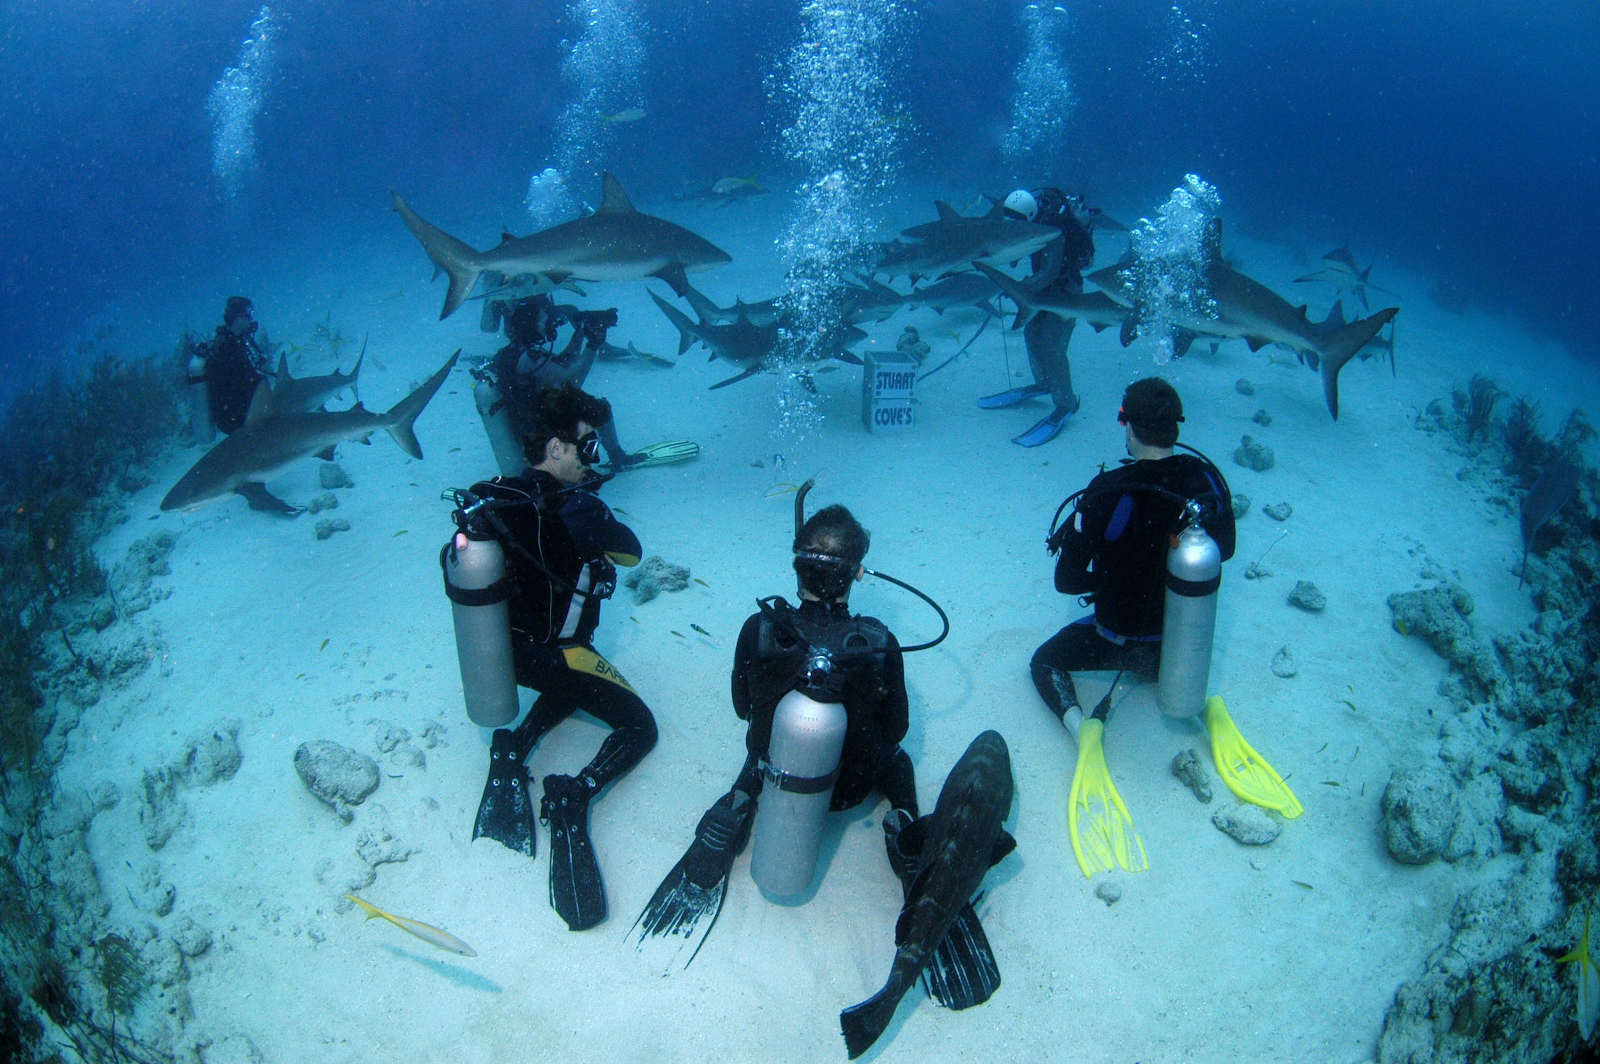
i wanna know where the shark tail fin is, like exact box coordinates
[650,292,700,357]
[391,192,484,320]
[1318,307,1399,420]
[974,264,1037,330]
[679,283,721,326]
[840,972,910,1060]
[382,350,459,459]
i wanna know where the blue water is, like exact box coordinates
[2,0,1595,382]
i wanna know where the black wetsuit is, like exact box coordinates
[469,469,656,784]
[1032,454,1235,718]
[726,598,917,817]
[204,327,267,434]
[1024,188,1096,415]
[483,296,631,463]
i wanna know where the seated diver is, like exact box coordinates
[199,296,271,436]
[464,382,656,931]
[632,487,1001,1004]
[474,294,643,472]
[1032,377,1300,878]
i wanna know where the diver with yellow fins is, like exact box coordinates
[1033,377,1301,878]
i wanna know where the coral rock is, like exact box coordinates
[293,741,379,822]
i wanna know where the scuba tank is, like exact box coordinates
[1157,500,1223,719]
[749,665,849,896]
[442,527,519,728]
[187,348,215,444]
[472,376,527,479]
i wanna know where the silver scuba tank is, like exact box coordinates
[749,685,849,896]
[444,530,519,727]
[1157,510,1223,719]
[187,352,215,444]
[472,377,527,479]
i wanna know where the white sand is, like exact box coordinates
[72,186,1600,1063]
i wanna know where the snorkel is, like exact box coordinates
[792,479,949,652]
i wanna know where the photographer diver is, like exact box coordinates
[629,484,1002,1007]
[1033,376,1301,880]
[442,382,655,932]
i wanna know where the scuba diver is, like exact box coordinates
[446,382,655,931]
[195,296,271,435]
[630,485,1000,1007]
[474,293,644,473]
[1034,377,1300,879]
[985,187,1101,447]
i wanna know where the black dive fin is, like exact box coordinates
[471,729,535,856]
[541,774,606,931]
[235,482,303,516]
[884,811,1003,1011]
[629,789,754,972]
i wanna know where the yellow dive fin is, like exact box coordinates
[1067,718,1148,878]
[1202,696,1303,819]
[1558,904,1600,1041]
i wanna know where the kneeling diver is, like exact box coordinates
[443,382,655,931]
[631,485,1004,1007]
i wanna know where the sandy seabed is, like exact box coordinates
[69,183,1600,1063]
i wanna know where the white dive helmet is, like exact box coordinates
[1003,188,1038,221]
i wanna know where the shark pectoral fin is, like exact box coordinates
[836,351,864,366]
[989,830,1017,867]
[1119,317,1139,347]
[314,446,337,462]
[1244,336,1269,352]
[709,366,762,390]
[1087,321,1110,332]
[651,263,690,298]
[235,482,302,516]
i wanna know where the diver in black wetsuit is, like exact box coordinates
[1031,377,1236,738]
[202,296,271,434]
[467,382,654,930]
[479,294,641,468]
[989,188,1100,447]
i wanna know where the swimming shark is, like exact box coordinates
[874,200,1060,283]
[839,730,1016,1059]
[650,292,863,389]
[679,280,780,328]
[1088,219,1399,420]
[900,271,1000,317]
[271,346,363,414]
[393,173,732,319]
[1293,242,1394,311]
[972,263,1129,334]
[161,351,458,512]
[841,276,905,324]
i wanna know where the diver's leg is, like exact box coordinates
[1032,618,1128,739]
[1024,310,1079,415]
[595,416,640,469]
[877,746,919,819]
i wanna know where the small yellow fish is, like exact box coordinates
[448,447,461,454]
[694,578,710,588]
[712,171,762,195]
[764,482,800,498]
[671,630,686,638]
[393,530,408,538]
[319,638,329,652]
[602,106,647,124]
[345,894,477,957]
[1559,905,1600,1040]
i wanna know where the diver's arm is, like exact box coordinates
[731,614,761,722]
[878,633,909,747]
[1053,506,1097,594]
[558,490,641,566]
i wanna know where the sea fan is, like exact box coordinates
[96,935,146,1017]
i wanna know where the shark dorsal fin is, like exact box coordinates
[276,353,290,380]
[985,199,1006,219]
[597,173,635,214]
[934,200,959,222]
[243,381,276,427]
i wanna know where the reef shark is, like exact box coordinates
[271,346,363,414]
[839,730,1016,1059]
[1294,242,1394,311]
[874,200,1060,283]
[973,263,1129,334]
[1088,219,1399,420]
[161,351,458,512]
[650,292,863,389]
[679,280,780,328]
[393,173,732,319]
